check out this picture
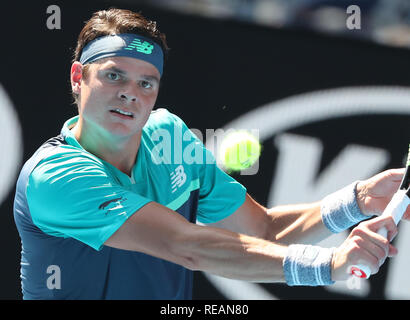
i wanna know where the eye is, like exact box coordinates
[140,80,153,89]
[107,72,121,81]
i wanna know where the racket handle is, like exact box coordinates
[350,190,410,279]
[350,227,387,278]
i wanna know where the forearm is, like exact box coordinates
[179,223,334,286]
[178,224,287,282]
[266,202,333,245]
[107,201,287,283]
[264,181,370,245]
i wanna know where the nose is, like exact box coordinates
[118,84,139,103]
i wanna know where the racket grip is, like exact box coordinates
[350,227,388,279]
[350,190,410,279]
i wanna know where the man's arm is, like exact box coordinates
[104,201,287,282]
[209,169,410,245]
[207,194,330,245]
[104,198,397,283]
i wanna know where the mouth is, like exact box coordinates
[109,108,135,119]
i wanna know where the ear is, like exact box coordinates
[70,62,83,94]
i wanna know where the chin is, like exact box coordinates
[106,122,138,138]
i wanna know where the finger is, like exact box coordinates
[366,216,398,238]
[379,168,405,186]
[386,168,405,178]
[388,244,398,258]
[351,226,391,261]
[403,212,410,220]
[401,206,410,220]
[357,235,392,269]
[387,226,399,242]
[350,230,389,262]
[385,221,398,243]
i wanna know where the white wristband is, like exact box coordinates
[283,244,335,286]
[321,181,369,233]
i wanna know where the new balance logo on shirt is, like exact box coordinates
[170,165,186,193]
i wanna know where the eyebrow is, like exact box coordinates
[103,66,160,83]
[105,66,126,75]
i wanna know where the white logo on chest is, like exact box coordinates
[170,165,187,193]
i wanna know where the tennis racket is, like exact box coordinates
[350,144,410,279]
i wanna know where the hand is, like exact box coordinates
[356,168,410,220]
[331,215,398,281]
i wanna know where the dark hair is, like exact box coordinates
[71,8,169,105]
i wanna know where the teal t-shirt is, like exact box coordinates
[14,108,246,299]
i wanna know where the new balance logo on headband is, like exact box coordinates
[125,39,154,54]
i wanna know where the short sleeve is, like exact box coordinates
[196,148,247,223]
[168,113,247,224]
[26,149,152,251]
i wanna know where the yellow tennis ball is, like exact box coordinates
[220,131,261,171]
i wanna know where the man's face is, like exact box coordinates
[73,56,160,138]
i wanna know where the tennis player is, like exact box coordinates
[13,8,410,299]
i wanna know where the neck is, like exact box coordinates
[72,118,141,176]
